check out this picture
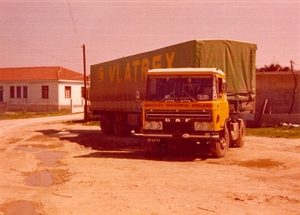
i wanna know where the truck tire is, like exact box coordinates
[210,126,229,158]
[235,119,245,147]
[228,121,234,148]
[113,114,130,137]
[100,114,113,135]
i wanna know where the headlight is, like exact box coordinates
[204,122,213,130]
[145,121,152,129]
[195,122,204,130]
[194,122,213,131]
[144,121,163,130]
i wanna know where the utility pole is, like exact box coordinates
[83,44,88,122]
[289,60,297,114]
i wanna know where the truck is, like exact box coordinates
[90,40,257,157]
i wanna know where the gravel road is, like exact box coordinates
[0,114,299,215]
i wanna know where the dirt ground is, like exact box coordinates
[0,114,300,215]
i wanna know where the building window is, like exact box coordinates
[42,86,49,98]
[16,86,21,98]
[10,86,15,98]
[23,86,28,98]
[65,86,71,98]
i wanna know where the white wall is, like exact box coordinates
[30,81,59,104]
[58,81,84,107]
[0,80,84,112]
[1,81,59,104]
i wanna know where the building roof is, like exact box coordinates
[0,66,84,82]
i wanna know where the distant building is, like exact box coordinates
[0,66,85,113]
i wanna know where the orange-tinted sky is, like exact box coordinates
[1,0,299,72]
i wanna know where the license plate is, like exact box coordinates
[147,138,161,143]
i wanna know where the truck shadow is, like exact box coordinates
[36,128,213,162]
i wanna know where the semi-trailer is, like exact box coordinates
[90,40,257,157]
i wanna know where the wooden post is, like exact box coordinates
[259,99,268,127]
[83,44,88,122]
[289,61,297,114]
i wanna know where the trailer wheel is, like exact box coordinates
[210,126,229,158]
[113,114,130,137]
[235,120,245,147]
[100,114,113,135]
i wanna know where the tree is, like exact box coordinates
[257,63,289,72]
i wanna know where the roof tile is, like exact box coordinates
[0,66,83,81]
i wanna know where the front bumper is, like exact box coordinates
[132,132,220,140]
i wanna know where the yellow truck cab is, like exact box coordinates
[142,68,243,157]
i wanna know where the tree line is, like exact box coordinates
[257,63,290,72]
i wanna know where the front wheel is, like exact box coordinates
[210,126,229,158]
[235,119,245,147]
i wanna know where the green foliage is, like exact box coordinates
[1,111,299,139]
[84,121,100,126]
[246,127,300,139]
[0,109,72,120]
[257,63,290,72]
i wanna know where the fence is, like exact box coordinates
[254,71,300,126]
[0,102,84,114]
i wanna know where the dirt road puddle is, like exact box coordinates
[24,151,67,187]
[36,151,66,167]
[236,159,284,168]
[15,143,57,152]
[16,144,67,187]
[24,170,53,187]
[208,158,284,169]
[15,144,66,167]
[57,130,79,138]
[0,200,40,215]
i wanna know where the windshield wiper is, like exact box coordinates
[160,90,176,101]
[182,90,197,102]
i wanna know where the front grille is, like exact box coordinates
[146,110,211,120]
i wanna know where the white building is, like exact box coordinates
[0,66,85,113]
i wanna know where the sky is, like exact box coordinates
[0,0,299,74]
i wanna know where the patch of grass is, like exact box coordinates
[246,127,300,139]
[63,119,100,126]
[84,121,100,126]
[2,111,298,139]
[0,109,72,120]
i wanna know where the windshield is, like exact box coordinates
[146,76,213,102]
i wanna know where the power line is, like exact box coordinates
[0,36,82,67]
[67,0,81,46]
